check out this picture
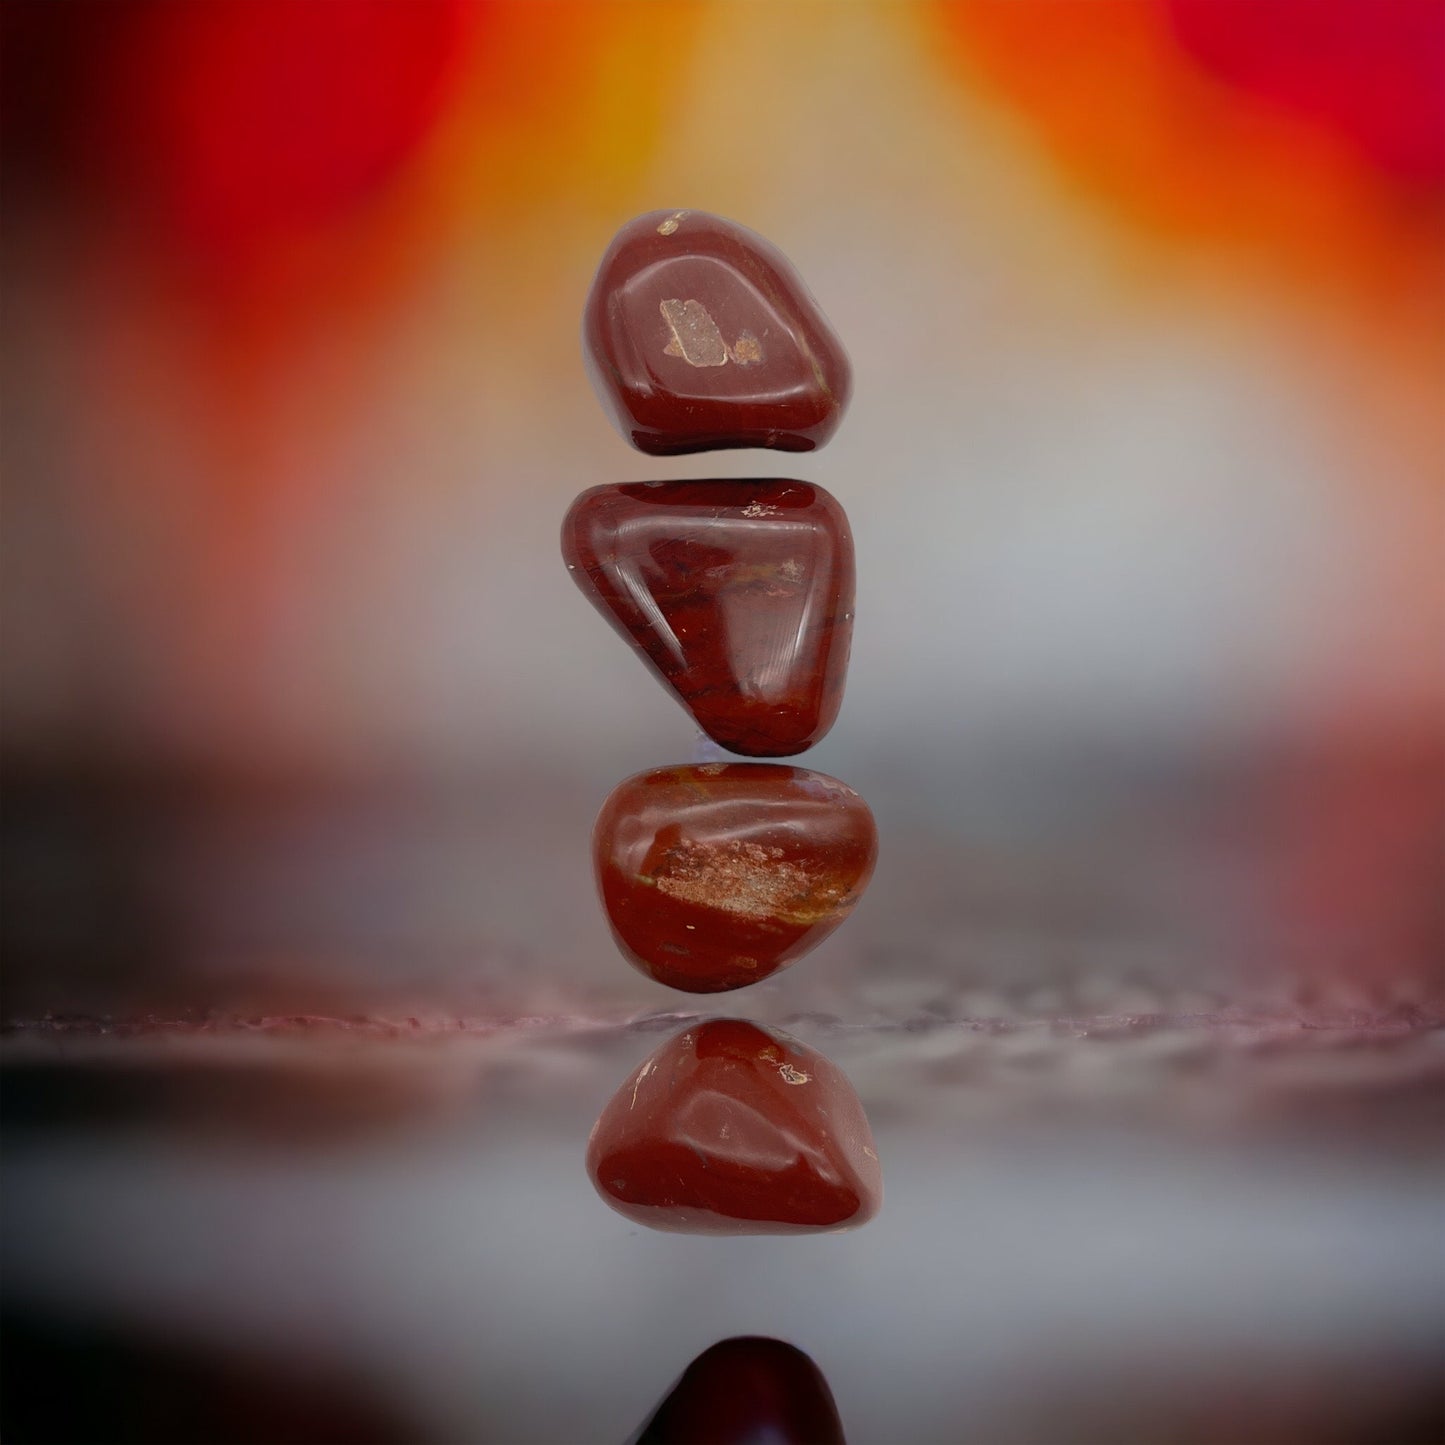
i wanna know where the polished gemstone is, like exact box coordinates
[587,1019,882,1235]
[593,764,877,992]
[583,210,852,454]
[631,1337,847,1445]
[562,480,854,757]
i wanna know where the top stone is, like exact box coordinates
[582,210,852,455]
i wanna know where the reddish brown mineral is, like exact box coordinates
[587,1019,881,1235]
[583,210,852,454]
[561,480,854,756]
[593,764,878,992]
[631,1337,847,1445]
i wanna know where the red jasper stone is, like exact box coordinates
[587,1019,881,1235]
[583,210,852,454]
[561,480,854,757]
[593,764,878,992]
[631,1337,847,1445]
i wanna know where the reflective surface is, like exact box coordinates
[631,1336,846,1445]
[562,481,854,757]
[582,210,852,454]
[2,892,1441,1443]
[593,764,878,992]
[586,1019,881,1235]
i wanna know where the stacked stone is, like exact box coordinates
[564,211,881,1242]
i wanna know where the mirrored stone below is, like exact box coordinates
[587,1019,882,1235]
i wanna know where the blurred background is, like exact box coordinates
[2,2,1442,1442]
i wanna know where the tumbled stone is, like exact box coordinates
[583,210,852,454]
[588,1019,881,1235]
[630,1337,847,1445]
[562,480,854,756]
[593,764,877,992]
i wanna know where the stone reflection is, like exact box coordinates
[587,1019,881,1235]
[628,1336,846,1445]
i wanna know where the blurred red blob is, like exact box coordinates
[4,0,471,261]
[1166,0,1445,185]
[114,0,468,254]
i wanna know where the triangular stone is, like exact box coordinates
[562,480,854,756]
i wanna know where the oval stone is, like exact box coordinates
[582,210,852,454]
[593,764,878,992]
[587,1019,882,1235]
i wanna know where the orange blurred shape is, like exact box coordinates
[936,0,1445,296]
